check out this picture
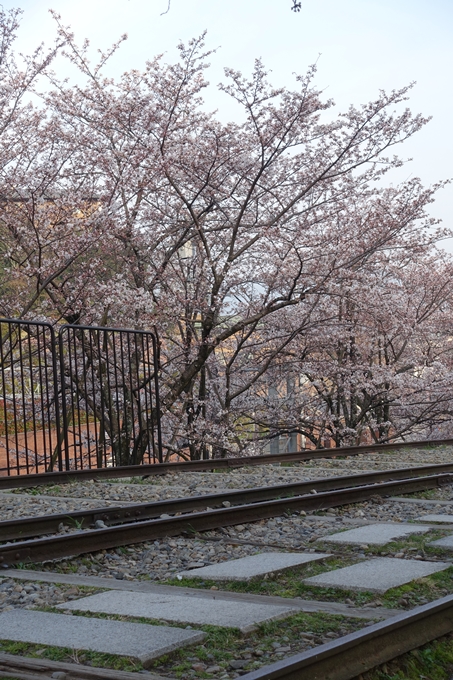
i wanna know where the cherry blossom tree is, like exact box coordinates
[1,13,451,458]
[239,248,453,449]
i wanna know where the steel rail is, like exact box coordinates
[3,462,453,542]
[240,593,453,680]
[0,652,164,680]
[1,437,453,490]
[0,473,451,566]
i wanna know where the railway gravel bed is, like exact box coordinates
[9,495,452,582]
[0,577,104,614]
[0,492,137,522]
[6,443,453,511]
[3,445,453,680]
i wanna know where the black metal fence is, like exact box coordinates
[0,319,162,476]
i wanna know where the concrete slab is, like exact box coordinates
[417,514,453,523]
[58,590,296,633]
[0,610,204,666]
[318,523,430,546]
[389,498,453,506]
[3,569,398,620]
[428,535,453,549]
[304,558,450,593]
[178,551,332,581]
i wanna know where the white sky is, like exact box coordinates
[5,0,453,250]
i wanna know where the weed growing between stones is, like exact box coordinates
[0,639,143,672]
[149,612,365,678]
[166,561,453,611]
[12,609,364,677]
[361,632,453,680]
[310,528,452,566]
[405,488,442,500]
[315,528,450,556]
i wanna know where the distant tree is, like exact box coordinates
[246,250,453,448]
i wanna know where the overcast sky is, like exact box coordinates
[5,0,453,250]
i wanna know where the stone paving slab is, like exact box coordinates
[390,497,453,506]
[0,609,204,666]
[3,569,398,620]
[58,590,296,633]
[178,551,331,581]
[417,514,453,523]
[304,558,450,593]
[317,523,430,546]
[428,535,453,549]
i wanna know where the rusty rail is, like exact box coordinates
[240,593,453,680]
[0,652,163,680]
[1,436,453,490]
[3,462,453,542]
[1,473,451,566]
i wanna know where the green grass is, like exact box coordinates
[165,556,453,611]
[403,488,442,500]
[363,633,453,679]
[42,608,369,678]
[165,558,380,608]
[166,556,356,597]
[18,608,363,677]
[12,482,73,496]
[0,639,143,672]
[313,527,451,561]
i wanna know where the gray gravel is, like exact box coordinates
[2,445,453,679]
[0,492,137,522]
[7,443,453,511]
[0,578,102,614]
[3,446,453,580]
[0,571,364,679]
[25,496,452,583]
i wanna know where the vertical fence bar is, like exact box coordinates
[48,323,62,472]
[35,327,48,470]
[1,319,162,475]
[78,327,91,468]
[101,329,110,468]
[73,327,84,469]
[111,331,122,467]
[58,328,70,471]
[0,322,12,476]
[152,334,163,464]
[126,332,136,464]
[88,329,100,468]
[140,332,150,464]
[9,327,22,474]
[25,329,39,472]
[0,319,62,475]
[16,330,31,473]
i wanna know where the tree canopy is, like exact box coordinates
[1,6,451,459]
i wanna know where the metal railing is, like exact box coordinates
[0,319,162,475]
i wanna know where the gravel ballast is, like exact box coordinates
[2,444,453,679]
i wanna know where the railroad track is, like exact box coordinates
[1,465,452,567]
[1,594,453,680]
[0,652,159,680]
[3,456,453,679]
[240,592,453,680]
[4,461,453,542]
[1,436,453,490]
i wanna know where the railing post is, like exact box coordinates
[1,319,162,475]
